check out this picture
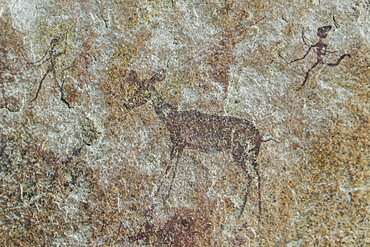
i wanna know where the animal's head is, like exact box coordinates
[317,25,332,39]
[123,69,166,110]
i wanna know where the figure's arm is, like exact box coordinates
[280,45,313,64]
[21,49,48,65]
[302,30,309,46]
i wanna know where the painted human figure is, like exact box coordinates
[280,25,350,90]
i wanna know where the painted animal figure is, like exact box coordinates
[123,69,270,218]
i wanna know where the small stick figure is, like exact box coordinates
[22,33,69,101]
[280,25,350,90]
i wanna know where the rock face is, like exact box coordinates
[1,0,369,246]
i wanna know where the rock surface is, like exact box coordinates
[1,0,369,246]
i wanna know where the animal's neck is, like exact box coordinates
[150,91,177,121]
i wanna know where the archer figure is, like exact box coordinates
[280,25,350,90]
[22,34,68,101]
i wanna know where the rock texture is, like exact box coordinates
[1,0,369,246]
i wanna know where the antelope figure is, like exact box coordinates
[123,69,270,218]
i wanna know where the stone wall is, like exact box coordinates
[1,0,369,246]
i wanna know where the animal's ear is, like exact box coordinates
[149,69,166,84]
[128,70,138,81]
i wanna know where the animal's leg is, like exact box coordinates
[245,144,263,221]
[252,161,262,222]
[239,163,253,218]
[155,162,172,195]
[170,142,184,160]
[156,144,184,197]
[62,32,68,55]
[327,54,351,67]
[165,155,180,199]
[232,143,254,218]
[165,144,184,198]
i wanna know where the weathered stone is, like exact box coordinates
[1,0,369,246]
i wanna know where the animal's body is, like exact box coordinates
[124,69,266,217]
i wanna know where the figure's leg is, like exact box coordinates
[327,54,351,67]
[296,60,321,90]
[52,68,70,107]
[52,68,63,92]
[30,68,51,102]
